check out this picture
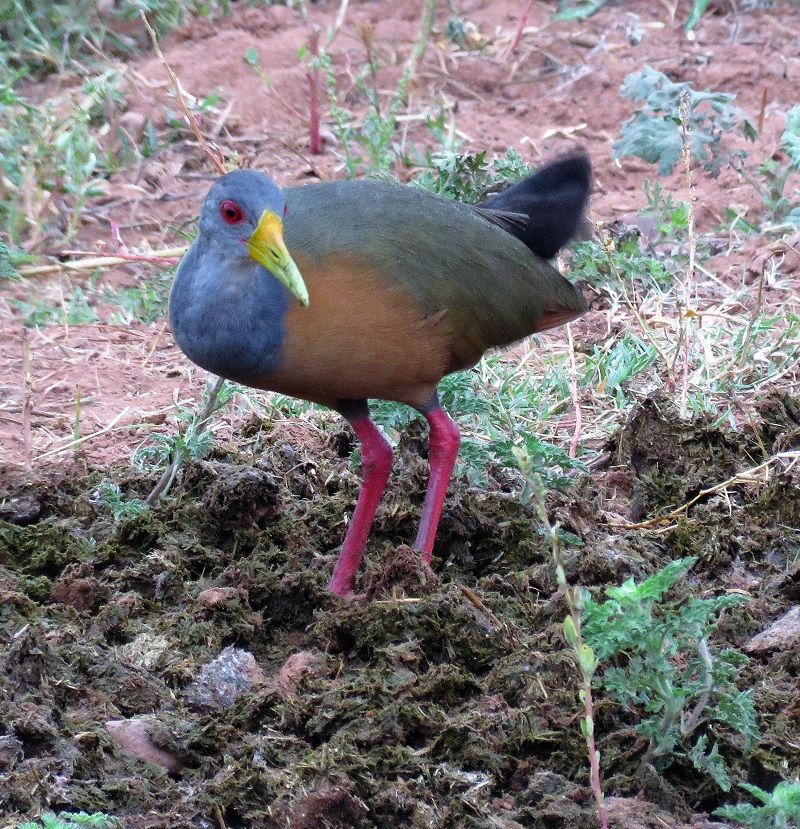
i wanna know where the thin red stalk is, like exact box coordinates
[307,25,322,155]
[509,0,536,54]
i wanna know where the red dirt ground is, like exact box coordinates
[2,0,799,471]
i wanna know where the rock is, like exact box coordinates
[745,606,800,653]
[106,717,182,774]
[183,646,266,710]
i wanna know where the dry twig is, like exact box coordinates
[609,450,800,531]
[141,12,227,175]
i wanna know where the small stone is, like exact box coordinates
[0,495,41,525]
[745,606,800,653]
[106,717,182,774]
[196,586,241,607]
[785,57,800,81]
[183,646,266,710]
[0,735,24,770]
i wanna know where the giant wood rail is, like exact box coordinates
[169,155,591,595]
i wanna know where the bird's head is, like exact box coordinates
[198,169,309,306]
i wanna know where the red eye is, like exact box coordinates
[219,199,245,224]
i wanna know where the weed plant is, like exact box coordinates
[614,68,799,228]
[735,104,800,228]
[0,0,226,72]
[136,377,232,503]
[16,812,118,829]
[368,347,584,488]
[0,84,110,246]
[8,286,97,327]
[582,557,759,790]
[515,457,607,828]
[412,147,532,202]
[93,482,149,523]
[614,66,757,178]
[103,269,174,324]
[715,780,800,829]
[553,0,716,33]
[321,47,414,180]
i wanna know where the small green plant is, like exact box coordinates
[8,286,98,327]
[138,377,231,503]
[17,811,119,829]
[442,15,486,50]
[104,268,173,324]
[714,780,800,829]
[163,89,223,146]
[615,71,799,229]
[582,557,759,790]
[569,234,674,293]
[371,349,585,488]
[0,81,112,246]
[321,46,414,179]
[444,15,470,47]
[0,237,23,279]
[0,0,227,72]
[514,459,607,829]
[613,66,756,178]
[641,179,691,246]
[582,333,659,405]
[554,0,715,33]
[747,105,800,226]
[94,482,149,523]
[565,179,696,298]
[412,147,532,203]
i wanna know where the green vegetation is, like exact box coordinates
[614,68,799,228]
[0,0,232,252]
[94,481,149,523]
[0,0,228,72]
[517,464,606,828]
[16,812,119,829]
[8,285,97,327]
[411,147,532,202]
[554,0,720,34]
[0,80,114,246]
[582,557,759,790]
[741,104,800,227]
[4,4,800,828]
[135,377,232,502]
[103,268,174,324]
[613,66,757,178]
[714,781,800,829]
[369,348,585,487]
[322,48,415,180]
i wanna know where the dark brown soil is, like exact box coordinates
[2,0,800,827]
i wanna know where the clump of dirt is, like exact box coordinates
[2,391,799,827]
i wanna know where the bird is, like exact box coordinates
[169,155,591,596]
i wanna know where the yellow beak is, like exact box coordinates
[247,209,309,306]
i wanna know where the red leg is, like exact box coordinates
[414,407,460,561]
[328,416,393,596]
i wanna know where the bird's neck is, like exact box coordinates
[170,248,290,384]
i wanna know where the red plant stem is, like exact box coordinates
[307,25,322,155]
[581,669,609,829]
[509,0,536,54]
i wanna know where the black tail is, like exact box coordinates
[477,154,592,259]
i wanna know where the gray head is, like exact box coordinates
[198,169,287,246]
[194,169,308,306]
